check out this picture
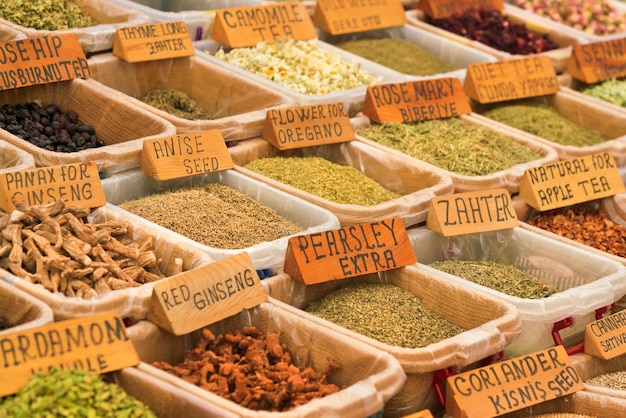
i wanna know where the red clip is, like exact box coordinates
[552,304,614,356]
[432,366,456,407]
[482,351,504,366]
[595,303,616,320]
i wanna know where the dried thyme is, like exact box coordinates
[118,183,304,249]
[242,156,402,206]
[428,259,558,299]
[587,371,626,390]
[580,79,626,108]
[356,118,544,176]
[304,283,464,348]
[481,99,607,147]
[141,89,211,120]
[0,0,98,30]
[335,38,457,76]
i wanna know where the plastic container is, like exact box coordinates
[0,140,36,174]
[0,279,54,336]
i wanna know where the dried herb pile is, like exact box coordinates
[305,282,464,348]
[0,0,97,30]
[481,99,607,147]
[581,79,626,108]
[428,259,558,299]
[335,38,457,76]
[356,118,544,176]
[141,89,211,120]
[243,156,402,206]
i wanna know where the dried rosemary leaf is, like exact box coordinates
[481,99,606,147]
[243,156,402,206]
[581,79,626,108]
[428,259,558,299]
[141,89,211,120]
[305,283,464,348]
[0,0,97,30]
[356,118,544,176]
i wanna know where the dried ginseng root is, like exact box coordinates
[153,326,342,411]
[0,200,181,299]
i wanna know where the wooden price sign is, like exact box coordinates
[427,189,519,237]
[362,78,471,124]
[211,2,317,48]
[112,21,194,63]
[263,102,354,150]
[464,56,559,104]
[445,345,584,418]
[313,0,406,35]
[0,33,89,91]
[567,39,626,83]
[584,310,626,360]
[519,152,625,211]
[283,218,416,284]
[417,0,503,19]
[141,130,234,181]
[0,312,139,397]
[148,252,267,336]
[0,162,106,212]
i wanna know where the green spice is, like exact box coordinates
[428,259,558,299]
[118,183,304,249]
[481,99,606,147]
[243,156,402,206]
[581,79,626,108]
[0,368,156,417]
[356,118,544,176]
[587,371,626,390]
[0,0,97,30]
[335,38,457,76]
[141,89,211,120]
[305,282,464,348]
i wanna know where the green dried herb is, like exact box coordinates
[305,282,464,348]
[141,89,211,120]
[428,259,558,299]
[580,79,626,108]
[335,38,457,76]
[481,99,606,147]
[0,0,97,30]
[243,156,402,206]
[356,118,544,176]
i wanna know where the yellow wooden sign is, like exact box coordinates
[0,34,89,90]
[584,310,626,360]
[427,189,519,237]
[464,56,559,103]
[519,152,625,211]
[113,21,194,63]
[141,130,234,181]
[362,78,471,123]
[0,162,106,212]
[0,312,139,397]
[211,2,317,48]
[313,0,406,35]
[566,39,626,84]
[263,102,354,150]
[446,345,584,418]
[283,218,417,284]
[148,252,268,336]
[417,0,503,18]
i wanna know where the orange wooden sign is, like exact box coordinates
[148,252,267,336]
[519,152,625,211]
[263,102,354,150]
[141,130,234,181]
[427,189,519,237]
[0,34,89,90]
[313,0,406,35]
[585,310,626,360]
[464,56,559,104]
[566,39,626,83]
[112,21,194,63]
[446,345,584,418]
[403,410,435,418]
[0,312,139,397]
[362,78,471,123]
[0,162,106,212]
[211,2,317,48]
[417,0,503,18]
[283,218,416,284]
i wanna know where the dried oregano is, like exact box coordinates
[356,118,544,176]
[141,89,211,120]
[0,0,98,30]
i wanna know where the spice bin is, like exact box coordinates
[558,72,626,119]
[407,226,626,359]
[0,140,35,174]
[568,353,626,399]
[496,390,626,417]
[101,167,340,273]
[0,78,177,175]
[0,279,53,336]
[0,22,26,42]
[125,300,406,418]
[231,137,454,226]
